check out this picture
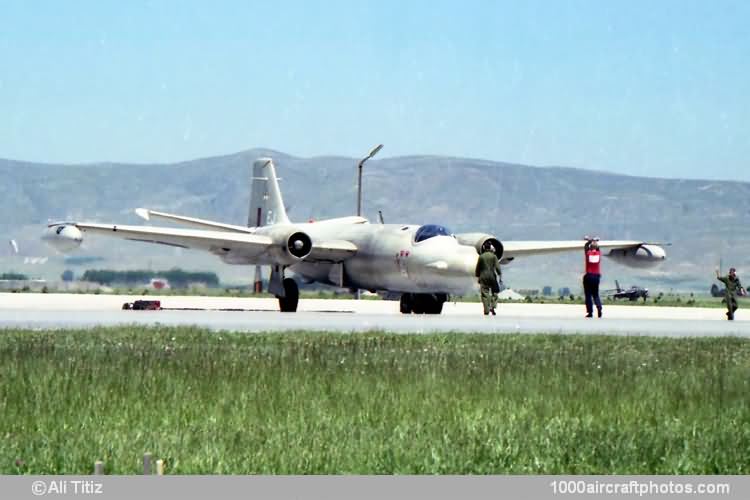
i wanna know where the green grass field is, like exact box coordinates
[1,327,749,474]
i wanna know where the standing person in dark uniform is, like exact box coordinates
[716,267,746,320]
[475,242,501,316]
[583,237,603,318]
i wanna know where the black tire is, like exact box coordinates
[427,294,445,315]
[401,293,446,315]
[400,293,413,314]
[277,278,299,312]
[413,293,440,315]
[412,294,426,314]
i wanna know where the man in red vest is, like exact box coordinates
[583,237,603,318]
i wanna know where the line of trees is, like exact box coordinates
[81,269,220,288]
[0,272,29,280]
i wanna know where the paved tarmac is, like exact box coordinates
[0,293,748,337]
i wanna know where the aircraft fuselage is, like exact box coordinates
[264,222,479,296]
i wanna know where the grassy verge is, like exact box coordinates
[1,327,748,474]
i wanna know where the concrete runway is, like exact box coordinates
[0,293,748,337]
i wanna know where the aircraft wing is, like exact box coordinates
[68,223,357,264]
[74,222,273,255]
[135,208,255,233]
[307,240,358,262]
[502,240,645,259]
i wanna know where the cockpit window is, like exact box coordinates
[414,224,452,242]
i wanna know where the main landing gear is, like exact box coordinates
[269,265,299,312]
[399,293,447,315]
[277,278,299,312]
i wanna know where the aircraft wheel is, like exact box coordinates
[426,294,446,315]
[277,278,299,312]
[412,293,443,314]
[401,293,446,315]
[412,294,427,314]
[400,293,413,314]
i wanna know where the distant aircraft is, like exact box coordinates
[607,280,649,302]
[44,158,668,314]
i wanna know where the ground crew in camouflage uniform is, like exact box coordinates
[475,242,501,316]
[716,267,746,320]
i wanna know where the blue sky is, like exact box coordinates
[1,1,748,180]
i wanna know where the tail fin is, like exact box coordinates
[615,280,621,292]
[248,158,290,227]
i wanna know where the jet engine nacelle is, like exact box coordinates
[607,244,666,269]
[42,224,83,253]
[263,226,313,264]
[454,232,504,260]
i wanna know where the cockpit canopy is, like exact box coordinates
[414,224,452,243]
